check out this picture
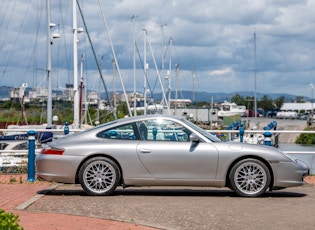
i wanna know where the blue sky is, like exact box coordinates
[1,0,315,98]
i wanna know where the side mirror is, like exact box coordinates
[189,133,200,143]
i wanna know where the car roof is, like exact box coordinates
[103,114,183,126]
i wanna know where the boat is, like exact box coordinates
[276,111,298,119]
[0,131,54,169]
[218,101,247,118]
[0,135,29,171]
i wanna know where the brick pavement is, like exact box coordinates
[0,174,158,230]
[2,173,314,230]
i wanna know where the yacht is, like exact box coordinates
[218,101,246,117]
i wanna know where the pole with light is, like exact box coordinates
[46,0,60,127]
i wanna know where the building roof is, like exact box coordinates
[281,102,314,111]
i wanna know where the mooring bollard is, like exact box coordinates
[27,130,36,182]
[263,127,272,146]
[64,121,69,135]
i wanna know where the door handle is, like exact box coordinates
[139,149,151,154]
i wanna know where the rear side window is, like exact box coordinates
[96,123,137,140]
[136,119,191,141]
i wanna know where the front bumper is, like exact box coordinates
[272,159,309,188]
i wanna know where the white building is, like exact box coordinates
[280,102,314,113]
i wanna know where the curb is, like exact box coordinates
[15,184,59,210]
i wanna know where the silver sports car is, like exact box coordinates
[36,115,309,197]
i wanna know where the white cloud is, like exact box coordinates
[0,0,315,98]
[209,67,233,76]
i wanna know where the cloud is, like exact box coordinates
[0,0,315,98]
[209,67,233,76]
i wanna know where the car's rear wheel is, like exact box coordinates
[229,158,271,197]
[79,157,120,196]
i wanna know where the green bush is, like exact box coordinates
[0,209,23,230]
[296,127,315,144]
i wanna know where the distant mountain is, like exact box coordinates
[0,85,308,103]
[145,91,305,103]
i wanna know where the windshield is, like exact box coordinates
[181,119,222,142]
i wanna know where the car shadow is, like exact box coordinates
[37,186,307,198]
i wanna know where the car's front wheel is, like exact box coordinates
[79,157,120,196]
[229,158,271,197]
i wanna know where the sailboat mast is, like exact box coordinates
[146,33,170,113]
[254,31,257,119]
[168,37,173,111]
[143,29,147,115]
[112,59,117,115]
[175,64,179,114]
[46,0,52,127]
[192,63,195,102]
[73,0,79,128]
[79,55,84,127]
[132,15,137,116]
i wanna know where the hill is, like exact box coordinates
[148,90,305,103]
[0,86,307,103]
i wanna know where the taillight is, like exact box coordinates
[41,147,65,155]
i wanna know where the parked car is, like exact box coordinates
[36,115,309,197]
[247,110,260,117]
[266,109,279,118]
[298,113,309,120]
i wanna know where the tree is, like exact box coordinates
[245,96,255,111]
[231,93,246,106]
[295,96,305,103]
[258,95,274,113]
[274,96,285,109]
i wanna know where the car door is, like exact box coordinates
[136,118,219,181]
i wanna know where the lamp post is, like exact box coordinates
[46,0,60,127]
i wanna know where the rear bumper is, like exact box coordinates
[36,154,80,184]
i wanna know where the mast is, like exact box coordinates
[112,59,117,115]
[192,63,195,102]
[46,0,52,127]
[132,15,137,116]
[146,33,170,114]
[143,29,147,115]
[82,55,88,124]
[175,64,179,114]
[96,56,103,125]
[167,37,173,111]
[97,0,132,117]
[79,55,84,127]
[72,0,81,128]
[160,24,166,111]
[254,31,257,119]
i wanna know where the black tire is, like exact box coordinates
[79,157,120,196]
[229,158,271,197]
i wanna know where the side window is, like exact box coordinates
[12,142,28,150]
[97,123,137,140]
[136,119,191,142]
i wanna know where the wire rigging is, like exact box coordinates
[76,0,116,119]
[0,0,33,86]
